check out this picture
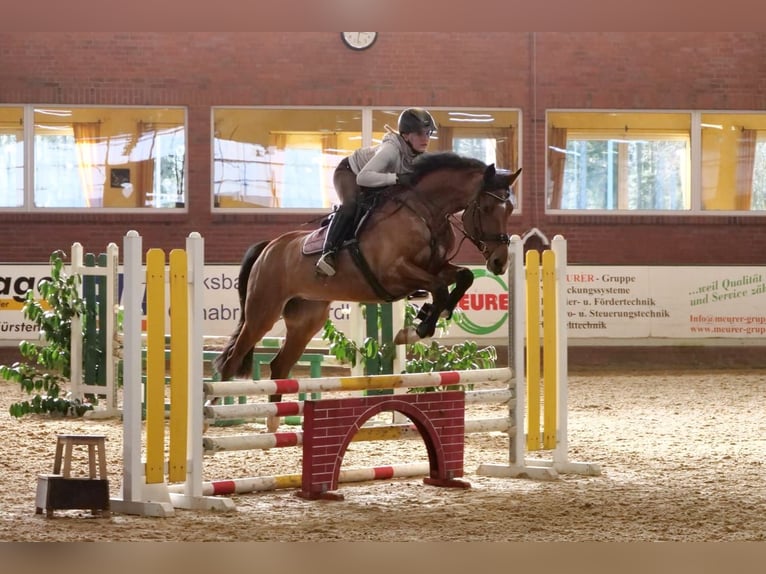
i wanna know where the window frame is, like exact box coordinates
[211,106,523,215]
[0,106,24,209]
[546,109,766,216]
[0,104,188,213]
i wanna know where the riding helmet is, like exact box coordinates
[398,108,437,135]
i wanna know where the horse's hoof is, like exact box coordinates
[394,327,419,345]
[266,415,280,433]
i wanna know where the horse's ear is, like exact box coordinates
[508,167,522,186]
[484,164,496,181]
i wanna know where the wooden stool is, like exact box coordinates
[53,434,108,479]
[36,434,110,518]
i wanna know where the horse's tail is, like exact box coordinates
[237,240,269,309]
[213,240,271,379]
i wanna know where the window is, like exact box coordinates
[406,109,520,209]
[212,108,361,209]
[1,105,187,211]
[547,112,691,212]
[213,107,521,211]
[0,107,24,208]
[374,108,520,170]
[701,113,766,211]
[548,110,766,214]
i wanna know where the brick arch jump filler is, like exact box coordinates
[298,391,470,500]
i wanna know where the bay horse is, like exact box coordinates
[213,152,521,430]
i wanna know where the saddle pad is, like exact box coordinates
[302,227,327,255]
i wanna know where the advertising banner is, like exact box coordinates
[0,266,53,340]
[3,263,766,344]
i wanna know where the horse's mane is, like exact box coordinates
[409,152,487,185]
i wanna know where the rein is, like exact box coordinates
[394,187,511,264]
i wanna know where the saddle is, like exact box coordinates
[301,186,398,256]
[301,209,372,255]
[302,186,405,302]
[301,226,328,255]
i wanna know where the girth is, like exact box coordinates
[346,240,398,302]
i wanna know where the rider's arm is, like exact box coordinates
[356,143,399,188]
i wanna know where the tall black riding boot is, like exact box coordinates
[316,206,355,277]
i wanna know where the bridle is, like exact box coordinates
[393,178,514,264]
[456,188,513,257]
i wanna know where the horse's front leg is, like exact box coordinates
[391,279,446,345]
[414,266,473,339]
[414,284,450,339]
[394,287,446,344]
[390,263,465,344]
[442,266,474,320]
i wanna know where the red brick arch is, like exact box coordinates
[298,391,469,500]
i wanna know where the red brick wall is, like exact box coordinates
[300,391,465,499]
[2,32,765,265]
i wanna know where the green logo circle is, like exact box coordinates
[451,269,508,335]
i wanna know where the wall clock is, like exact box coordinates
[341,32,378,51]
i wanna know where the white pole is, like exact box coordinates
[552,235,568,464]
[391,298,406,375]
[510,235,526,467]
[69,242,84,402]
[104,242,119,414]
[349,303,365,376]
[120,230,143,503]
[186,232,205,500]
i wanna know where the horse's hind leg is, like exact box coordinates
[270,299,332,379]
[214,240,270,381]
[264,298,331,432]
[217,297,285,382]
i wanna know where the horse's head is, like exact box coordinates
[461,165,521,275]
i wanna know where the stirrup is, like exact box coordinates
[316,252,336,277]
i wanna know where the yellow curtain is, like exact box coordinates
[136,160,154,207]
[268,133,287,207]
[72,122,101,207]
[436,126,454,152]
[135,122,156,207]
[321,133,339,207]
[493,127,515,171]
[736,129,756,210]
[548,127,568,209]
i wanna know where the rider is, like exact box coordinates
[315,107,437,277]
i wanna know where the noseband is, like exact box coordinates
[463,189,512,256]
